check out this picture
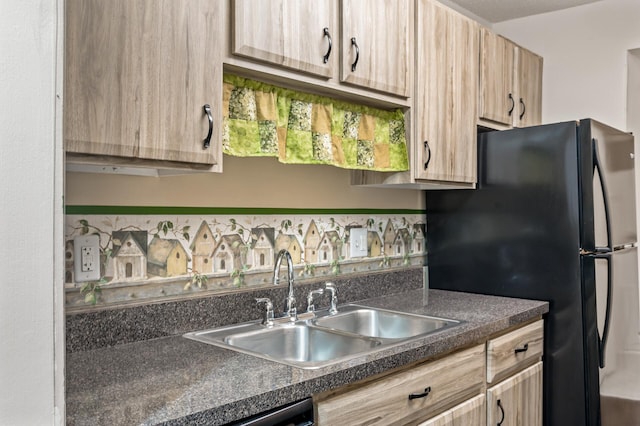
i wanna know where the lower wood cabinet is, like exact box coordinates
[487,362,543,426]
[314,319,544,426]
[315,344,485,426]
[486,320,544,384]
[418,394,486,426]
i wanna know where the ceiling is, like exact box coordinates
[446,0,602,23]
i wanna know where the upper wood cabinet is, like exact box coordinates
[232,0,337,79]
[65,0,222,169]
[340,0,412,97]
[414,0,479,184]
[516,46,543,127]
[478,29,514,127]
[231,0,412,98]
[479,28,542,129]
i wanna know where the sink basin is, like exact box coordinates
[185,323,380,369]
[226,325,380,366]
[184,304,461,369]
[312,305,459,340]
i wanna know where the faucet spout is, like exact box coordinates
[273,249,296,320]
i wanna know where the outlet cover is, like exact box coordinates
[74,235,101,282]
[350,228,368,258]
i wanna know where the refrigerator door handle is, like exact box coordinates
[593,252,613,368]
[593,137,614,368]
[593,138,613,254]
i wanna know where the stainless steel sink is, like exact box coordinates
[226,324,380,367]
[312,305,460,340]
[184,305,461,369]
[185,322,380,369]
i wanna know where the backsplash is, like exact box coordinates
[65,207,426,312]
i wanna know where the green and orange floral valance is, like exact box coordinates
[222,74,409,172]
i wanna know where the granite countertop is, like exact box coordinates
[66,289,548,425]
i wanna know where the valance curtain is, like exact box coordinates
[222,74,409,172]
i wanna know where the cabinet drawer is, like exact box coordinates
[486,320,543,384]
[315,344,485,426]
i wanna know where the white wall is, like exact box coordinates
[0,0,64,424]
[494,0,640,130]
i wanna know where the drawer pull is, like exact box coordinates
[497,399,505,425]
[408,386,431,400]
[514,343,529,354]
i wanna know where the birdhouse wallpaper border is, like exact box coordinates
[65,206,426,311]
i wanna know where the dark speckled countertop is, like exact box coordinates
[66,289,548,425]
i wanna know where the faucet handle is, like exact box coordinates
[325,282,338,314]
[255,297,274,327]
[306,289,324,313]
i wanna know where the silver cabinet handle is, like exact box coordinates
[508,94,515,116]
[350,37,360,72]
[203,104,213,149]
[322,27,332,64]
[424,141,432,169]
[497,399,505,425]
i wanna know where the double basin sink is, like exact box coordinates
[184,305,461,369]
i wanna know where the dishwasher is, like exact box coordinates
[230,398,314,426]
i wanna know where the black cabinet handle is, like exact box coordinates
[203,104,213,149]
[497,399,505,425]
[424,140,432,169]
[508,93,515,116]
[350,37,360,72]
[322,27,332,64]
[408,386,431,400]
[515,343,529,354]
[519,98,526,120]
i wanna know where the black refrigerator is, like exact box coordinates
[426,119,637,426]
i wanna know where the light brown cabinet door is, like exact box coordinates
[415,0,478,183]
[65,0,221,165]
[418,394,486,426]
[516,47,543,128]
[487,362,543,426]
[479,28,515,127]
[341,0,412,97]
[232,0,337,78]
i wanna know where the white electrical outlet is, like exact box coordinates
[350,228,368,258]
[74,235,101,282]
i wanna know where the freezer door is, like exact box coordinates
[580,119,636,251]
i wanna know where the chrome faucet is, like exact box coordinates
[325,282,338,315]
[273,249,296,320]
[255,297,274,327]
[306,288,324,313]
